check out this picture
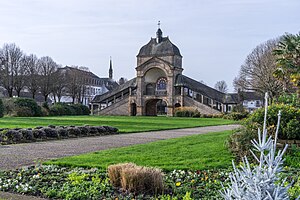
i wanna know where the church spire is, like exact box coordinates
[109,56,113,79]
[156,21,163,43]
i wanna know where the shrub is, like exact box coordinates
[224,111,249,120]
[227,127,256,161]
[14,98,42,117]
[221,93,290,199]
[175,107,200,117]
[42,128,59,138]
[20,129,34,141]
[2,98,16,115]
[66,127,81,137]
[245,104,300,139]
[49,103,90,116]
[0,98,4,118]
[56,128,69,137]
[32,129,47,139]
[108,163,164,195]
[284,119,300,140]
[78,126,89,136]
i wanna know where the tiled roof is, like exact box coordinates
[92,78,136,103]
[137,37,182,57]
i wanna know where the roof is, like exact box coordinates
[92,78,136,103]
[58,66,118,91]
[137,37,182,57]
[175,74,225,103]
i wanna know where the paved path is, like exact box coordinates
[0,124,240,199]
[0,124,240,171]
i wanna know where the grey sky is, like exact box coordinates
[0,0,299,92]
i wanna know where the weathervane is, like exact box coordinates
[158,21,161,29]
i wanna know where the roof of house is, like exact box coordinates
[58,66,118,90]
[92,78,136,103]
[175,74,225,103]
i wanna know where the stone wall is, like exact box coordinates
[184,96,221,115]
[95,97,130,116]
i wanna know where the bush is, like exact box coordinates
[108,163,164,195]
[49,103,90,116]
[2,98,16,115]
[13,98,42,117]
[0,99,4,118]
[224,112,249,121]
[43,128,59,138]
[20,129,34,141]
[32,129,47,139]
[284,119,300,140]
[245,104,300,139]
[175,107,200,117]
[1,125,118,145]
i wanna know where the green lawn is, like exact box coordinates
[46,130,234,171]
[0,116,233,133]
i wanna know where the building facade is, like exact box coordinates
[91,28,262,116]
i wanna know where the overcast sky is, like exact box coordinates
[0,0,299,92]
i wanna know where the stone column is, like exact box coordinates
[181,87,184,107]
[91,104,94,115]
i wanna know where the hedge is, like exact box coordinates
[49,103,90,116]
[0,125,118,145]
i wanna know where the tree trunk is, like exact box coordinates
[8,88,13,97]
[44,94,48,102]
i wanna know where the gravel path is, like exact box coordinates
[0,124,240,199]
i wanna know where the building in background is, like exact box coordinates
[91,27,263,116]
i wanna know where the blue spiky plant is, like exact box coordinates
[220,92,296,200]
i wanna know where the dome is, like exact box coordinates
[137,29,182,57]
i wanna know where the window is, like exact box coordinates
[156,77,167,91]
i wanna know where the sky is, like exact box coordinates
[0,0,299,92]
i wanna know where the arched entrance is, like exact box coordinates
[130,103,137,116]
[145,99,167,116]
[157,100,167,115]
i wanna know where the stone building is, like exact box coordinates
[91,27,262,116]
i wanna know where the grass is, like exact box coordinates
[0,115,234,133]
[46,130,234,171]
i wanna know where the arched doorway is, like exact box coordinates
[130,103,137,116]
[157,100,167,115]
[175,103,181,108]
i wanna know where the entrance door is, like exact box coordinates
[156,100,167,115]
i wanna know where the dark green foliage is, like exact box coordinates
[43,128,59,138]
[0,99,4,118]
[245,104,300,139]
[228,104,300,161]
[13,98,42,117]
[224,112,249,121]
[175,109,200,117]
[49,103,90,116]
[0,125,118,144]
[285,145,300,168]
[277,93,300,108]
[284,119,300,140]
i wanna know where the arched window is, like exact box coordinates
[156,77,167,91]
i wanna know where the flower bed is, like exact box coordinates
[0,165,299,200]
[0,125,118,145]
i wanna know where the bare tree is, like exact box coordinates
[23,54,40,99]
[0,43,23,97]
[233,39,289,100]
[65,66,86,104]
[51,68,67,103]
[214,80,228,93]
[38,56,58,102]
